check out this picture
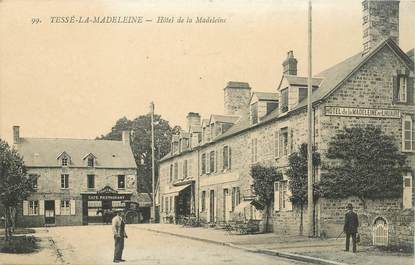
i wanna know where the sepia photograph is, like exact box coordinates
[0,0,414,264]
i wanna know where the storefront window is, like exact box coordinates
[28,200,39,215]
[61,200,70,215]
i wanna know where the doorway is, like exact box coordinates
[209,190,215,223]
[44,200,55,225]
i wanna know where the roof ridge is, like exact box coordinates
[22,137,122,142]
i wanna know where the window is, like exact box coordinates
[61,174,69,189]
[251,102,258,124]
[201,153,206,174]
[28,200,39,215]
[403,116,415,151]
[398,76,407,103]
[87,157,94,167]
[266,102,278,115]
[274,181,292,211]
[87,174,95,189]
[183,160,188,178]
[169,164,173,182]
[117,175,125,189]
[251,138,258,163]
[209,151,215,173]
[299,87,308,103]
[61,200,70,215]
[279,128,289,156]
[201,191,206,211]
[174,162,178,180]
[29,174,38,190]
[61,157,68,166]
[165,197,169,213]
[281,88,288,112]
[222,146,231,170]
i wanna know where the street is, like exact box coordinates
[33,225,305,265]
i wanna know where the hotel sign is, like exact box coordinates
[325,106,400,119]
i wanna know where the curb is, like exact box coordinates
[134,226,348,265]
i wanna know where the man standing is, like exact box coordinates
[343,203,358,253]
[112,210,128,263]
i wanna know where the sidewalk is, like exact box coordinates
[132,224,413,265]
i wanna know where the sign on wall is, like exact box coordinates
[325,106,401,119]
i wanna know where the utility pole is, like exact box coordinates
[150,101,156,222]
[307,0,315,237]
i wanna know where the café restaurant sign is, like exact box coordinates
[87,194,129,200]
[325,106,400,119]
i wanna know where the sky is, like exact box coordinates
[0,0,414,144]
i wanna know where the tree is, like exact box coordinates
[319,126,408,208]
[0,139,33,241]
[250,164,283,233]
[286,143,320,235]
[98,115,180,199]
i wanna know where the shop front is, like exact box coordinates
[81,186,132,225]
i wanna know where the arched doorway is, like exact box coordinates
[373,217,388,246]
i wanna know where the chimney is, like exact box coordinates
[13,126,20,145]
[362,0,399,55]
[122,130,130,145]
[186,112,201,132]
[282,51,298,76]
[224,81,251,116]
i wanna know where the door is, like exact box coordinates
[223,189,228,222]
[209,190,215,223]
[102,200,112,224]
[45,200,55,225]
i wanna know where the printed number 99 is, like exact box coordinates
[31,18,41,24]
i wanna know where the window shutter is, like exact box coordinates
[39,200,45,215]
[188,159,192,177]
[275,131,279,158]
[55,200,61,215]
[23,201,28,216]
[70,200,76,215]
[407,77,414,104]
[215,150,218,172]
[228,147,232,169]
[286,181,293,211]
[274,182,280,211]
[392,75,398,103]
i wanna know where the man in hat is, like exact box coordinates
[343,203,359,252]
[112,210,128,263]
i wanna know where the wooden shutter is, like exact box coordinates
[55,200,61,215]
[39,200,45,215]
[392,75,398,103]
[23,200,28,216]
[407,77,414,104]
[228,147,232,169]
[274,182,280,211]
[188,159,192,177]
[70,200,76,215]
[275,130,279,158]
[286,181,293,211]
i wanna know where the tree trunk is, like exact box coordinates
[299,204,304,236]
[263,205,270,233]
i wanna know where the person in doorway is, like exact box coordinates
[343,203,359,253]
[112,210,128,263]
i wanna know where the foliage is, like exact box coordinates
[286,143,321,207]
[98,115,180,196]
[250,164,283,206]
[319,126,408,202]
[250,164,283,232]
[0,139,33,240]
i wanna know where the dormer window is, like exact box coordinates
[82,153,97,167]
[87,157,94,167]
[57,151,71,167]
[281,88,289,112]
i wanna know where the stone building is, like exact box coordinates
[158,0,413,248]
[13,126,138,227]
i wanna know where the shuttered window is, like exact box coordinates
[402,115,415,151]
[28,200,39,215]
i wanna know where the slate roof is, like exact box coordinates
[252,92,278,101]
[210,114,240,124]
[18,137,137,168]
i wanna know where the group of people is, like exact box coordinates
[110,203,360,263]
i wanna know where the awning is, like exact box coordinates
[164,184,191,196]
[233,199,265,214]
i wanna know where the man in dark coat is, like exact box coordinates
[112,210,128,263]
[344,203,359,252]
